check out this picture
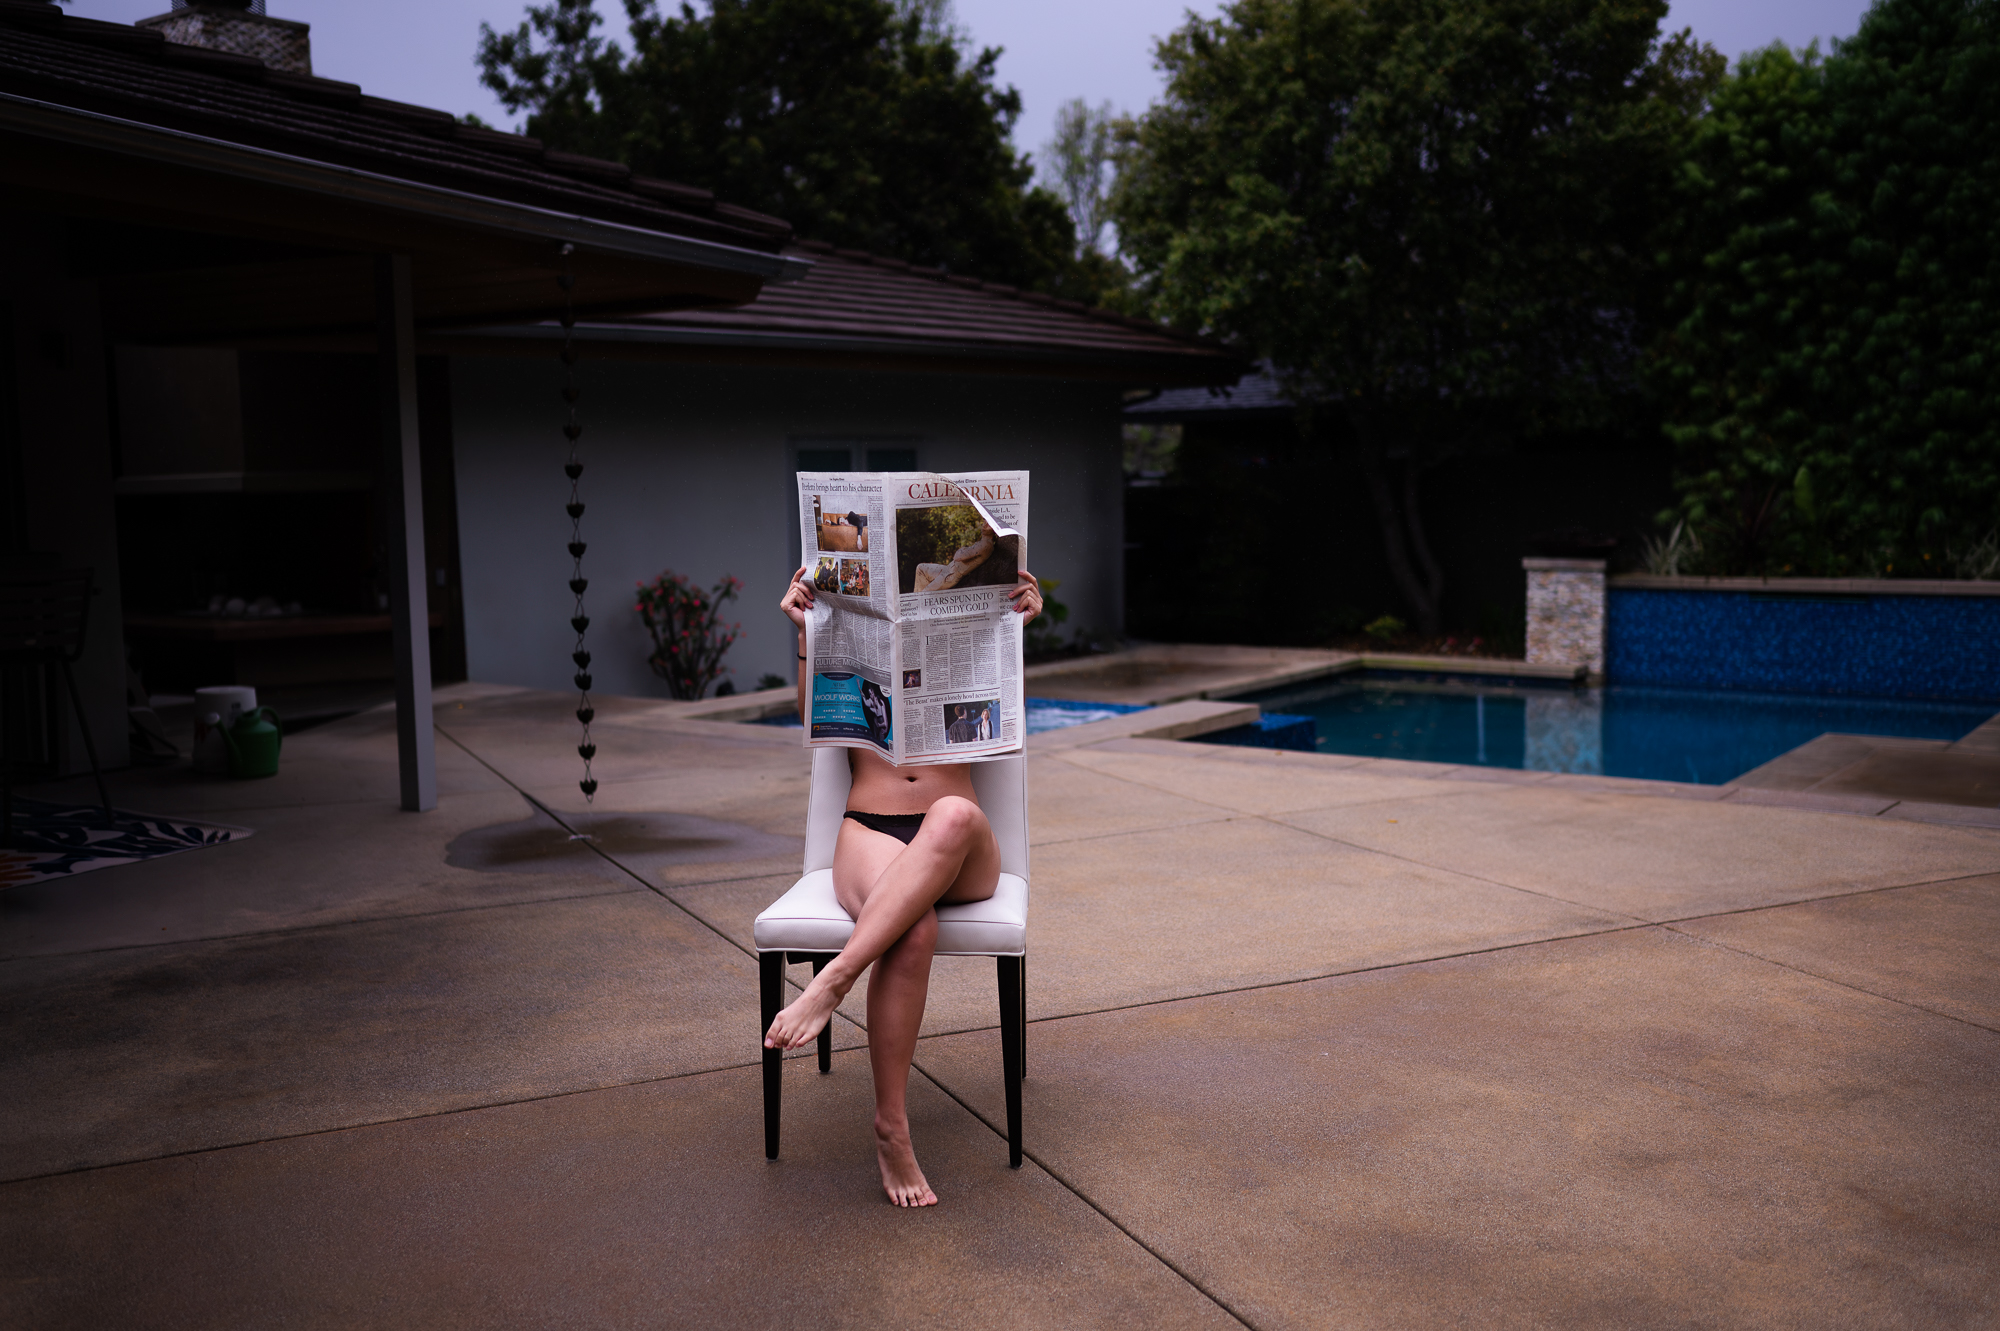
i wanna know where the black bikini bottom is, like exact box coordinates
[844,809,926,845]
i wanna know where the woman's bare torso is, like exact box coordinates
[847,748,975,814]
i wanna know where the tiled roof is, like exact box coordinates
[530,241,1247,383]
[1126,363,1292,416]
[0,1,789,255]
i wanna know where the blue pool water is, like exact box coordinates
[1225,680,1998,784]
[1023,697,1148,732]
[758,697,1146,735]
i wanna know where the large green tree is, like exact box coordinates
[1650,0,2000,577]
[1113,0,1719,631]
[477,0,1096,296]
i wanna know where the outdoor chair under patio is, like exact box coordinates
[1,565,114,845]
[754,746,1028,1166]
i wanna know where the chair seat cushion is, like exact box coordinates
[754,869,1026,957]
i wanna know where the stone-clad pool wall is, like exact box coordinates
[1605,579,2000,703]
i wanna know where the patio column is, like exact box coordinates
[376,253,437,812]
[1523,556,1607,677]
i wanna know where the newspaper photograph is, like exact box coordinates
[797,470,1028,765]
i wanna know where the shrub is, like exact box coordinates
[1363,614,1406,643]
[635,571,742,700]
[1024,575,1071,656]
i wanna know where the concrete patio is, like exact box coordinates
[3,682,1998,1328]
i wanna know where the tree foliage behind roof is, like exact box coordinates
[1112,0,1717,422]
[477,0,1103,298]
[1649,0,2000,577]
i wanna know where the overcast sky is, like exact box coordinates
[71,0,1875,170]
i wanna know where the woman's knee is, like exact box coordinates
[924,795,988,847]
[887,908,938,958]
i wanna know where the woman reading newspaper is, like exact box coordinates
[766,563,1042,1208]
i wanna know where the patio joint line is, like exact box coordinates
[1058,748,1533,824]
[1049,749,1491,822]
[915,920,1662,1036]
[1256,813,1655,927]
[0,881,646,963]
[1660,925,2000,1037]
[1023,814,1241,852]
[0,1047,866,1190]
[1647,866,2000,927]
[1270,809,2000,931]
[650,864,816,891]
[905,1062,1259,1331]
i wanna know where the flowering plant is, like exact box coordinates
[635,571,742,700]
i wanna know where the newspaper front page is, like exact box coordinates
[797,470,1027,766]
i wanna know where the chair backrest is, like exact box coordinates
[803,746,1029,880]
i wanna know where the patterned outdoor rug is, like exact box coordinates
[0,798,252,890]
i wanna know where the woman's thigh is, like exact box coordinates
[828,806,1001,916]
[931,799,1000,905]
[831,819,907,917]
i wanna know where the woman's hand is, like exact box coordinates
[780,566,816,630]
[1009,571,1043,626]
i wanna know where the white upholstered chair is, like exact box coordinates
[754,746,1029,1166]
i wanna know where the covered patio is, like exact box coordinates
[4,686,1996,1327]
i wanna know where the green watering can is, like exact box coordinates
[221,707,283,779]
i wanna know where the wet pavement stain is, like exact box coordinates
[446,810,801,878]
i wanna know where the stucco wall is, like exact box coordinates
[451,358,1125,699]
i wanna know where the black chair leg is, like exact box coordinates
[760,950,784,1159]
[997,955,1023,1168]
[810,954,833,1073]
[58,659,114,819]
[1019,954,1027,1080]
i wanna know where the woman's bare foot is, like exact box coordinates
[764,974,846,1050]
[875,1113,937,1207]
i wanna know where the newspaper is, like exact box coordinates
[797,470,1028,765]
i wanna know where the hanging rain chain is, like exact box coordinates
[559,245,597,803]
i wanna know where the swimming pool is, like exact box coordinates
[1223,679,1999,785]
[758,696,1148,735]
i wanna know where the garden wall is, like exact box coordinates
[1605,577,2000,703]
[1125,412,1671,647]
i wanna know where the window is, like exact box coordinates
[793,439,922,474]
[866,447,918,471]
[796,447,852,472]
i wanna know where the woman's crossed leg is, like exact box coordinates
[763,795,1000,1206]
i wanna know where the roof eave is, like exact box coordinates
[453,320,1247,383]
[0,91,812,283]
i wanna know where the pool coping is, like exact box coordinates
[1117,736,2000,829]
[1026,644,1583,708]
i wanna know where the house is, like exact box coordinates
[433,243,1244,697]
[0,0,803,804]
[2,0,1244,808]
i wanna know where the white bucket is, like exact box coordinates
[193,686,258,774]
